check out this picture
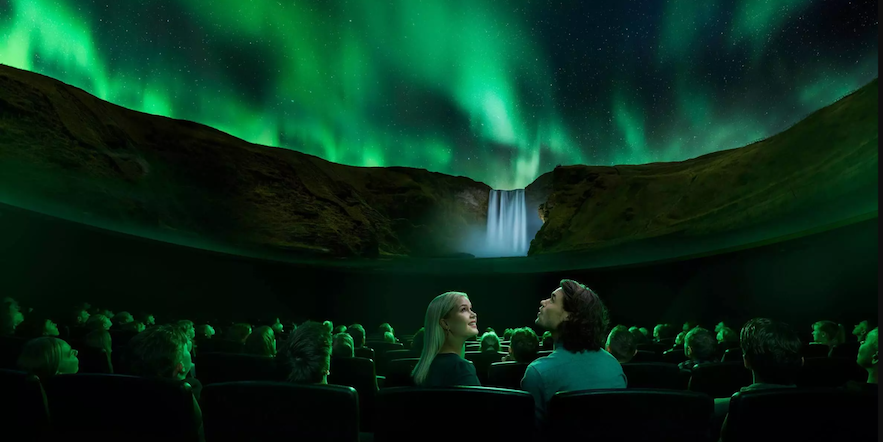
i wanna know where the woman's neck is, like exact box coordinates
[439,337,465,354]
[867,367,878,384]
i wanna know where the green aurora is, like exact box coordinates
[0,0,877,188]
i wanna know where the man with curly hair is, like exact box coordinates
[523,279,626,433]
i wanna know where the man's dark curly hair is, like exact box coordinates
[279,321,332,384]
[557,279,609,353]
[740,318,803,385]
[125,325,189,378]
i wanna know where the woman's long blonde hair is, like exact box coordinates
[412,292,468,385]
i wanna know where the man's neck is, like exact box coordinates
[867,367,878,384]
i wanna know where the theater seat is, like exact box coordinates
[195,339,244,354]
[375,387,534,442]
[487,361,529,389]
[724,388,878,442]
[384,358,419,388]
[662,348,688,364]
[829,342,860,359]
[0,369,50,440]
[803,343,831,358]
[0,336,27,370]
[549,389,713,442]
[354,346,375,360]
[201,382,361,442]
[328,357,378,431]
[629,350,661,363]
[76,347,113,374]
[44,374,202,442]
[376,348,411,376]
[721,347,742,363]
[195,352,284,385]
[798,357,867,388]
[465,351,505,385]
[688,362,753,398]
[621,363,687,390]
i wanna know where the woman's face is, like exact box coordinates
[441,297,478,338]
[59,342,79,375]
[44,320,60,336]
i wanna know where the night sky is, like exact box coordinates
[1,0,877,189]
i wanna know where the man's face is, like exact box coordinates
[853,321,869,337]
[77,310,90,325]
[45,320,60,336]
[59,343,79,375]
[536,288,569,331]
[857,329,878,369]
[174,345,193,380]
[146,315,155,325]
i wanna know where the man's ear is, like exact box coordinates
[173,362,185,378]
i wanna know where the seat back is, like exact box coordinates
[0,369,50,438]
[829,342,860,359]
[622,363,686,389]
[629,350,661,363]
[549,389,713,442]
[328,357,378,431]
[0,336,27,370]
[802,343,831,358]
[724,388,878,442]
[195,339,244,355]
[721,347,742,363]
[76,347,114,374]
[201,381,360,442]
[44,374,201,442]
[798,357,867,387]
[195,352,284,385]
[384,358,419,388]
[487,361,529,389]
[354,346,375,360]
[376,348,411,375]
[689,362,753,398]
[375,387,534,442]
[464,351,505,385]
[661,348,688,364]
[109,330,139,348]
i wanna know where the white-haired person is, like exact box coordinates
[411,292,481,387]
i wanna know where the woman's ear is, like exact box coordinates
[173,362,185,379]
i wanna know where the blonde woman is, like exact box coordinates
[411,292,481,387]
[17,337,79,380]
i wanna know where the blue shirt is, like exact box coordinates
[521,346,627,430]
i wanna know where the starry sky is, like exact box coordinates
[1,0,877,189]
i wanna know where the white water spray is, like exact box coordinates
[485,189,528,257]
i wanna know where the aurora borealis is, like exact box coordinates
[0,1,877,189]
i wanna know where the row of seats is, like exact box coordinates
[2,369,875,442]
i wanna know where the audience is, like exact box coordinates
[852,320,870,342]
[244,326,277,357]
[126,325,195,384]
[72,307,90,327]
[85,314,112,331]
[332,332,355,358]
[382,331,397,344]
[84,329,113,354]
[347,323,367,349]
[114,311,134,326]
[503,328,514,341]
[16,315,60,338]
[226,323,252,344]
[121,321,146,333]
[278,321,332,384]
[811,320,843,355]
[680,327,718,371]
[850,327,878,390]
[480,331,502,353]
[195,324,215,340]
[139,313,156,327]
[411,292,480,387]
[674,331,687,348]
[505,327,540,363]
[332,324,347,335]
[716,326,738,346]
[606,325,638,364]
[653,323,676,343]
[1,297,25,336]
[270,318,284,335]
[524,279,626,434]
[17,336,79,379]
[715,318,803,440]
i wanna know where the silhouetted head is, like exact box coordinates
[279,321,332,384]
[606,325,637,364]
[245,325,277,357]
[18,337,79,380]
[126,325,192,380]
[332,332,355,358]
[508,327,540,363]
[741,318,803,385]
[480,331,501,352]
[684,327,716,362]
[347,324,366,348]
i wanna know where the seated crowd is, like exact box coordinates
[0,282,877,442]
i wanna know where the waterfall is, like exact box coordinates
[485,189,528,257]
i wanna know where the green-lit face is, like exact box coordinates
[812,325,828,344]
[441,297,478,339]
[856,329,878,368]
[536,288,569,332]
[44,320,59,336]
[853,321,869,337]
[77,310,90,325]
[59,342,79,375]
